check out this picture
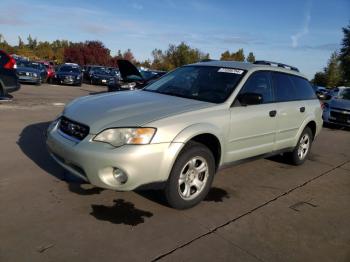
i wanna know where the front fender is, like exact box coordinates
[172,123,225,165]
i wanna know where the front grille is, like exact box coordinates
[58,117,89,141]
[330,111,350,123]
[330,107,350,112]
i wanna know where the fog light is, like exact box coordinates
[113,168,128,184]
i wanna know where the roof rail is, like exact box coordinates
[200,59,217,62]
[253,60,299,72]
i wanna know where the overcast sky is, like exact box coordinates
[1,0,349,78]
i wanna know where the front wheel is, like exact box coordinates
[286,127,313,165]
[165,142,215,209]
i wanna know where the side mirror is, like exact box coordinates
[238,92,263,106]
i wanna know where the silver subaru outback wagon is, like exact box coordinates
[46,60,323,209]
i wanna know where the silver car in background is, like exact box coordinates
[46,60,322,209]
[323,87,350,127]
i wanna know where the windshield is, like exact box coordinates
[59,66,80,73]
[339,89,350,100]
[143,66,245,103]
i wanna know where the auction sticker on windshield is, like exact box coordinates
[218,68,244,74]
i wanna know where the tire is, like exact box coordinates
[165,142,215,209]
[0,86,6,97]
[286,127,313,165]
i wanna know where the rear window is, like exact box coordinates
[273,72,316,102]
[290,75,317,100]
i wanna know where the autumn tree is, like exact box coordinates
[220,48,245,61]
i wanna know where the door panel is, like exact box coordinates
[226,104,277,162]
[275,101,305,150]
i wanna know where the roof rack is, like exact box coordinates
[253,60,299,72]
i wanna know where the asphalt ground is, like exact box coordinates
[1,83,349,262]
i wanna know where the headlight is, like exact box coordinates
[93,128,156,147]
[76,76,81,80]
[33,73,38,77]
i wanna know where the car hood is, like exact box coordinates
[63,90,214,134]
[56,72,80,77]
[117,59,143,81]
[329,98,350,109]
[92,73,112,78]
[17,67,39,73]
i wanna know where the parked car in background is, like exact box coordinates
[47,60,322,209]
[328,86,348,98]
[53,64,82,86]
[39,61,55,82]
[30,62,48,83]
[16,60,42,85]
[323,87,350,127]
[107,59,166,92]
[0,50,20,97]
[83,65,100,83]
[89,67,115,85]
[313,86,330,100]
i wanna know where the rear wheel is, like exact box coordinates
[165,142,215,209]
[286,127,313,165]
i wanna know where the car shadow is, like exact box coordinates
[90,199,154,226]
[323,123,350,131]
[17,121,83,182]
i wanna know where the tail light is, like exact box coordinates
[320,101,329,110]
[4,55,17,69]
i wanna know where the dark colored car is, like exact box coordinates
[16,60,42,85]
[53,64,82,86]
[31,62,48,82]
[0,50,20,97]
[89,67,115,85]
[83,65,100,83]
[323,88,350,127]
[107,60,166,92]
[313,86,331,100]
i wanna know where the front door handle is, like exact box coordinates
[269,110,277,117]
[300,107,305,113]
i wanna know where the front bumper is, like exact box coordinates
[54,77,81,85]
[46,122,183,190]
[323,109,350,127]
[18,76,40,84]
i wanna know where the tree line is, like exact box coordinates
[2,21,348,86]
[312,22,350,87]
[0,34,255,70]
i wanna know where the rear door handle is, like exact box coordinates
[269,110,277,117]
[300,107,305,113]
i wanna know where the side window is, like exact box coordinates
[290,75,317,100]
[237,71,273,105]
[273,72,297,102]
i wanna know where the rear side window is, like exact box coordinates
[273,72,316,102]
[290,75,317,100]
[273,72,296,102]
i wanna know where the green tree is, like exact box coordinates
[246,52,256,63]
[312,72,327,86]
[325,51,342,88]
[339,22,350,85]
[18,36,24,48]
[151,42,209,71]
